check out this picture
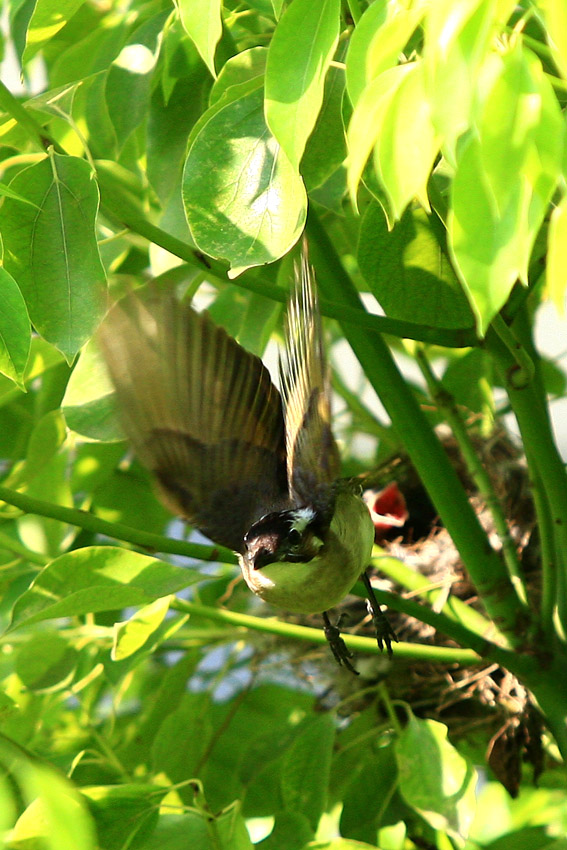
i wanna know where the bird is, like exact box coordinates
[98,243,395,672]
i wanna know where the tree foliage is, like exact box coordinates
[0,0,566,848]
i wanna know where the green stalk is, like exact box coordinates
[416,348,528,607]
[0,528,48,566]
[0,485,237,565]
[306,209,527,642]
[484,326,567,636]
[367,552,507,644]
[171,598,482,664]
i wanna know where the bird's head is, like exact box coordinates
[243,506,326,570]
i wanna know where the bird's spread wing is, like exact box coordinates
[280,244,340,518]
[98,291,288,552]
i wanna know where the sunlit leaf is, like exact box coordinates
[183,81,306,276]
[373,61,439,219]
[265,0,340,170]
[449,44,563,332]
[346,0,424,106]
[396,714,477,840]
[23,0,86,64]
[175,0,222,77]
[9,546,204,630]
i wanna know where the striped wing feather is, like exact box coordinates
[98,292,288,552]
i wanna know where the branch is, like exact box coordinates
[0,485,237,565]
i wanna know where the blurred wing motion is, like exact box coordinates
[280,245,340,517]
[98,292,288,552]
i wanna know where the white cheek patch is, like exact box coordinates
[290,506,317,534]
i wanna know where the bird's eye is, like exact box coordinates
[288,528,301,547]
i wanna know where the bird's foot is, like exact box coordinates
[322,611,359,675]
[361,570,398,659]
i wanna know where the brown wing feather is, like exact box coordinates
[98,291,288,552]
[280,243,340,514]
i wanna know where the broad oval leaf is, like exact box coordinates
[396,714,477,840]
[0,152,107,362]
[9,546,204,631]
[0,267,31,390]
[358,202,473,329]
[183,82,306,276]
[265,0,340,170]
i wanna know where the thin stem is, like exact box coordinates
[0,529,48,566]
[170,598,483,664]
[416,348,528,607]
[0,485,238,565]
[366,553,507,645]
[484,327,567,638]
[306,208,527,643]
[491,314,535,387]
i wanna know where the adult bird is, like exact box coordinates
[98,243,395,672]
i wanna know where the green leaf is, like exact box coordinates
[209,46,267,107]
[280,715,335,831]
[9,546,204,630]
[258,811,313,849]
[17,448,75,557]
[81,784,167,850]
[449,45,564,332]
[300,42,347,192]
[151,693,213,783]
[547,192,567,315]
[183,83,306,276]
[346,64,413,209]
[10,764,97,850]
[142,804,254,850]
[340,744,399,842]
[373,61,439,220]
[62,335,124,442]
[112,595,171,660]
[15,629,78,691]
[0,267,31,390]
[0,152,107,362]
[423,0,515,159]
[395,714,477,840]
[11,409,67,489]
[265,0,340,170]
[106,15,163,150]
[358,202,473,328]
[535,0,567,80]
[23,0,87,64]
[148,39,212,204]
[175,0,222,77]
[0,181,40,207]
[345,0,423,107]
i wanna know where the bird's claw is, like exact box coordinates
[365,599,398,659]
[323,612,359,675]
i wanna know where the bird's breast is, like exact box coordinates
[239,492,374,613]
